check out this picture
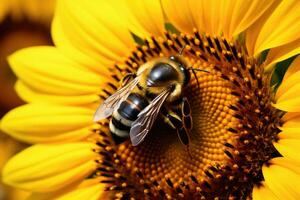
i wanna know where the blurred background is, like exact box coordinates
[0,1,55,199]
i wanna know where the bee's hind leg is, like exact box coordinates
[160,108,181,130]
[160,103,193,158]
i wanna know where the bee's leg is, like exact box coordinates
[169,114,192,159]
[181,97,193,131]
[161,105,193,158]
[120,73,136,87]
[180,97,193,158]
[160,108,180,130]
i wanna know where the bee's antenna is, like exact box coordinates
[179,45,186,56]
[188,68,210,73]
[188,67,209,90]
[187,145,193,159]
[191,68,200,90]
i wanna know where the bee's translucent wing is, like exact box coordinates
[130,87,172,146]
[93,77,140,121]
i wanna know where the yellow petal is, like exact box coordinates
[56,182,105,200]
[114,0,164,38]
[280,112,300,138]
[52,16,105,75]
[275,56,300,99]
[164,0,274,37]
[2,143,97,192]
[274,64,300,112]
[9,46,108,96]
[15,81,100,106]
[282,112,300,125]
[1,104,96,143]
[28,179,106,200]
[274,97,300,112]
[254,0,300,54]
[230,0,275,37]
[9,189,30,200]
[245,1,280,55]
[252,184,279,200]
[52,0,136,74]
[162,0,197,34]
[276,75,300,101]
[171,0,230,35]
[263,158,300,199]
[274,139,300,163]
[265,38,300,70]
[281,56,300,81]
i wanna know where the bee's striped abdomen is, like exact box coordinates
[110,93,149,142]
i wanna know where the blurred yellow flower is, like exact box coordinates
[1,0,300,199]
[0,134,28,200]
[0,0,55,199]
[0,0,55,23]
[0,0,55,114]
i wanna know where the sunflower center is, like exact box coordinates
[94,31,280,199]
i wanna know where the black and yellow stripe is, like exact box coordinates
[109,93,148,142]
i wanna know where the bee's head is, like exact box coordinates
[147,56,190,88]
[169,55,190,86]
[169,55,209,88]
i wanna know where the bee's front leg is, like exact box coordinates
[119,73,136,87]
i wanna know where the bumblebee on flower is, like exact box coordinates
[1,0,300,199]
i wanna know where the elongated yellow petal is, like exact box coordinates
[274,97,300,112]
[279,112,300,140]
[2,143,97,192]
[265,39,300,70]
[276,75,300,101]
[28,178,106,200]
[274,139,300,163]
[163,0,274,37]
[1,104,96,143]
[274,64,300,112]
[162,0,197,34]
[263,158,300,199]
[230,0,275,36]
[278,55,300,85]
[9,46,108,96]
[52,16,106,75]
[253,184,279,200]
[15,81,100,106]
[281,112,300,126]
[52,0,136,74]
[56,182,105,200]
[245,1,280,55]
[254,0,300,54]
[113,0,164,38]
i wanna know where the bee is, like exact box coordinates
[94,54,207,149]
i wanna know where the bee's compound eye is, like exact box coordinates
[147,62,178,87]
[181,66,190,86]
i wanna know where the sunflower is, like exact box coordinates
[1,0,300,199]
[0,0,55,113]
